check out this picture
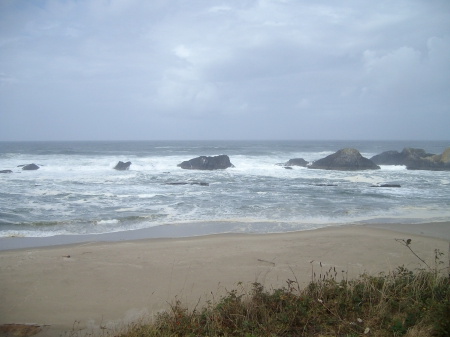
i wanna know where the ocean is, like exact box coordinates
[1,140,449,238]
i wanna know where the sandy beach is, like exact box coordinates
[0,223,449,337]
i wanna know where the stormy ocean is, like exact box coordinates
[0,140,449,239]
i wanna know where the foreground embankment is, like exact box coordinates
[0,222,448,337]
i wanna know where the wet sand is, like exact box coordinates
[0,222,448,336]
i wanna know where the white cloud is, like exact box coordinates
[174,45,191,59]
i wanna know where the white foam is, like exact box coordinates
[379,165,407,171]
[95,219,120,225]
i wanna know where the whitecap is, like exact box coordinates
[95,219,120,225]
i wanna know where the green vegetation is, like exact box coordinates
[102,241,450,336]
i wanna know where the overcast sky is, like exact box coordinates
[1,0,449,141]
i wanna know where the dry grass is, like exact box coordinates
[108,263,449,337]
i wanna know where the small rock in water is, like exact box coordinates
[114,161,131,170]
[22,163,39,170]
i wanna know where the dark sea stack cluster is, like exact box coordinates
[21,163,40,170]
[114,161,131,170]
[284,158,308,167]
[178,155,234,170]
[407,147,450,171]
[309,148,380,171]
[370,147,450,171]
[370,148,433,165]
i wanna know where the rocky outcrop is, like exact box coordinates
[177,155,234,170]
[114,161,131,170]
[371,147,450,170]
[0,170,13,173]
[370,148,434,165]
[309,148,380,171]
[406,147,450,171]
[284,158,308,167]
[21,164,39,170]
[370,150,404,165]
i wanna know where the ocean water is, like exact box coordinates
[0,140,449,238]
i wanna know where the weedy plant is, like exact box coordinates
[108,239,449,337]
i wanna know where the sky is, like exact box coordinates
[0,0,449,141]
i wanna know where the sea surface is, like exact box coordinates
[0,140,449,238]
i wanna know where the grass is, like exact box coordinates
[87,241,449,337]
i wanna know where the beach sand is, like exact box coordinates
[0,223,449,337]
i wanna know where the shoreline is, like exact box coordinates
[1,220,449,251]
[0,222,449,336]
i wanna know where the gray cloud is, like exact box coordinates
[1,0,449,140]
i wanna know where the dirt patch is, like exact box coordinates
[0,324,42,337]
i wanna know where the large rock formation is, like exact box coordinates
[114,161,131,170]
[370,147,450,170]
[21,164,39,170]
[178,155,234,170]
[284,158,309,167]
[309,148,380,171]
[406,147,450,171]
[370,148,434,165]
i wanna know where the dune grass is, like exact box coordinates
[113,254,449,336]
[69,240,448,337]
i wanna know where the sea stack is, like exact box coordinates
[309,148,380,171]
[114,161,131,170]
[178,155,234,170]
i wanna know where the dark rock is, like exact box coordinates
[370,148,434,165]
[22,164,39,170]
[314,184,338,187]
[165,182,209,186]
[371,184,401,188]
[0,170,13,173]
[370,150,403,165]
[370,146,450,170]
[283,166,293,170]
[406,147,450,171]
[309,148,380,171]
[114,161,131,170]
[284,158,308,167]
[177,155,234,170]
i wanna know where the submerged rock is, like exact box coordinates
[177,155,234,170]
[0,170,13,173]
[309,148,380,171]
[371,184,401,188]
[21,164,39,170]
[165,182,209,186]
[114,161,131,170]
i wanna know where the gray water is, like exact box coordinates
[1,140,449,238]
